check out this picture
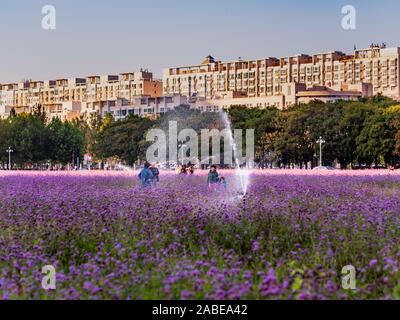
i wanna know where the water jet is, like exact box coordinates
[219,111,250,198]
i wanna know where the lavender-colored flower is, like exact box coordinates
[251,241,260,253]
[369,259,378,268]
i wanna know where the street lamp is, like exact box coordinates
[6,146,13,170]
[316,136,326,167]
[178,142,187,165]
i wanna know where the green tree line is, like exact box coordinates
[1,97,400,169]
[229,95,400,169]
[0,109,84,169]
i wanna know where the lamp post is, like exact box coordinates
[77,154,80,170]
[316,136,326,167]
[6,146,13,170]
[178,142,187,165]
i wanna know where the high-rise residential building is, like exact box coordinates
[0,71,163,120]
[1,44,398,120]
[163,45,400,107]
[104,94,190,120]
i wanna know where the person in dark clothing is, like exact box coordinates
[207,165,220,186]
[149,163,160,186]
[180,165,188,175]
[188,166,194,175]
[138,162,154,188]
[187,162,194,175]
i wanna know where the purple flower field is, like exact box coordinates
[0,170,399,300]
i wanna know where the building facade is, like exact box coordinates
[0,71,163,120]
[105,94,190,120]
[163,45,400,106]
[194,83,368,111]
[1,44,399,120]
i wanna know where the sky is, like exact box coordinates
[0,0,399,82]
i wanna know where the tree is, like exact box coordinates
[356,108,397,167]
[273,102,326,168]
[48,118,85,165]
[304,101,342,167]
[95,115,153,165]
[0,118,12,166]
[335,101,376,168]
[152,105,222,134]
[145,105,224,165]
[32,103,47,124]
[72,113,104,155]
[8,113,49,167]
[228,105,279,167]
[386,105,400,159]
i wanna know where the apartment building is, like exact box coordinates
[194,82,367,111]
[0,71,163,120]
[105,94,190,120]
[1,44,398,119]
[163,45,400,107]
[0,83,17,107]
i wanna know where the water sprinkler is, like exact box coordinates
[242,194,247,206]
[238,192,247,210]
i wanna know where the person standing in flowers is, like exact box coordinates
[220,176,227,190]
[149,163,160,186]
[180,165,188,175]
[187,163,195,175]
[138,162,154,188]
[207,165,220,188]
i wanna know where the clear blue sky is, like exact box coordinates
[0,0,399,82]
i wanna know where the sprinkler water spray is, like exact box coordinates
[242,194,247,206]
[238,191,247,211]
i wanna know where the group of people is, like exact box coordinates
[138,162,160,188]
[177,164,195,175]
[139,162,227,190]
